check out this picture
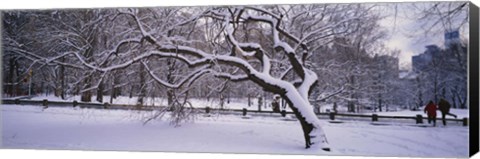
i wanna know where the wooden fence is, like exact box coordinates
[2,99,468,126]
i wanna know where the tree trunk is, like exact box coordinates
[348,75,356,112]
[167,89,174,107]
[129,85,134,98]
[81,40,94,102]
[81,76,92,102]
[14,60,21,96]
[450,89,457,109]
[166,58,175,107]
[378,95,382,112]
[110,85,114,104]
[96,80,104,103]
[59,57,65,99]
[137,64,146,105]
[418,91,423,109]
[348,100,355,113]
[281,93,330,151]
[460,96,467,109]
[110,73,119,104]
[6,57,15,96]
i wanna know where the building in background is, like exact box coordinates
[444,30,461,49]
[411,30,463,73]
[411,45,441,73]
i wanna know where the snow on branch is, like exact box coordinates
[213,72,249,82]
[243,13,307,81]
[224,21,271,74]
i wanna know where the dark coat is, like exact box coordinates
[437,99,451,114]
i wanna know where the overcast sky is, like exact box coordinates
[379,4,419,70]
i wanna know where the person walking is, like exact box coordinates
[424,100,437,127]
[437,98,457,126]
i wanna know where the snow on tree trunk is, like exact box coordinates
[282,90,330,150]
[246,66,330,150]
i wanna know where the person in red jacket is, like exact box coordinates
[424,100,438,127]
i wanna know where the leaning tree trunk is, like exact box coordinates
[281,93,330,151]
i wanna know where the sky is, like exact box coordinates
[379,6,419,70]
[378,2,470,70]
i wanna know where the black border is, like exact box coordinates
[469,1,479,157]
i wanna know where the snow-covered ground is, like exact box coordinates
[1,104,469,158]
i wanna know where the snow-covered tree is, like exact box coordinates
[2,3,407,150]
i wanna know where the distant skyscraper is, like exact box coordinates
[412,29,463,73]
[412,45,441,72]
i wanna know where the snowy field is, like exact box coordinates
[1,104,469,158]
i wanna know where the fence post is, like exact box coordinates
[416,114,423,124]
[281,110,286,117]
[329,112,335,120]
[206,107,210,114]
[372,114,378,122]
[463,118,468,126]
[73,100,78,107]
[42,99,48,108]
[242,108,247,116]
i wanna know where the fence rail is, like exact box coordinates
[2,99,468,126]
